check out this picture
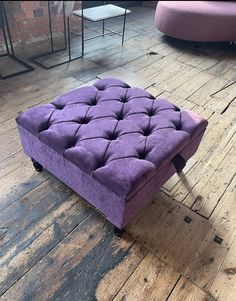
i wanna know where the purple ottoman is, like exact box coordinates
[16,78,207,233]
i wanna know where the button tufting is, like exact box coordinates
[96,86,105,91]
[54,104,64,110]
[95,159,106,170]
[174,105,180,112]
[78,117,91,124]
[175,122,181,131]
[68,139,77,148]
[146,109,154,117]
[120,97,128,103]
[138,150,146,160]
[115,111,124,121]
[149,95,155,100]
[89,99,97,106]
[142,127,152,137]
[106,131,119,141]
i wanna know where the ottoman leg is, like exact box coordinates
[31,159,43,172]
[114,226,125,238]
[171,154,186,174]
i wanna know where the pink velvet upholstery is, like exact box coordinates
[155,1,236,42]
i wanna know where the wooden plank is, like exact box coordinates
[120,54,157,73]
[133,55,165,78]
[125,35,164,51]
[182,126,236,206]
[145,84,164,98]
[156,91,184,103]
[176,178,236,292]
[0,213,105,300]
[88,43,144,69]
[97,67,154,89]
[188,76,229,107]
[0,118,16,136]
[0,178,72,248]
[211,175,236,245]
[209,235,236,301]
[59,242,146,301]
[203,82,236,113]
[173,71,213,99]
[0,151,28,179]
[167,276,211,301]
[0,189,91,296]
[158,64,201,93]
[150,41,182,58]
[177,50,219,71]
[169,114,233,204]
[161,208,211,274]
[126,192,185,257]
[95,243,147,301]
[149,58,189,86]
[127,191,212,279]
[0,161,49,211]
[0,72,72,108]
[113,253,180,301]
[183,228,229,292]
[190,106,214,120]
[137,55,173,79]
[222,104,236,119]
[0,136,22,163]
[207,58,236,78]
[0,77,82,123]
[0,214,145,301]
[191,142,236,217]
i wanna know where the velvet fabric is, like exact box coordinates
[16,78,208,228]
[155,1,236,42]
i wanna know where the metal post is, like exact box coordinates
[0,1,34,78]
[122,8,127,45]
[67,16,71,61]
[48,1,54,52]
[62,1,67,49]
[2,1,14,55]
[81,3,84,56]
[1,27,9,55]
[102,0,105,36]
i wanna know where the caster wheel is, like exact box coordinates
[31,159,43,172]
[114,227,125,238]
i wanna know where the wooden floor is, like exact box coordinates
[1,5,236,301]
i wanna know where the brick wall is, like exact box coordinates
[0,1,81,51]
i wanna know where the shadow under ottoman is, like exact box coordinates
[16,78,208,233]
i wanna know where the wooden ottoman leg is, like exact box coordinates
[114,226,125,238]
[31,158,43,172]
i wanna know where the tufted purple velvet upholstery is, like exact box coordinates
[16,78,207,228]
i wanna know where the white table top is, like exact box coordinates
[73,4,131,22]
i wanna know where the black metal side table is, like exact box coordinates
[73,2,131,56]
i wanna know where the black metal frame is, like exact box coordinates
[0,1,34,80]
[31,1,83,70]
[28,0,128,70]
[81,1,128,51]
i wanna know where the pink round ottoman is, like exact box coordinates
[155,1,236,42]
